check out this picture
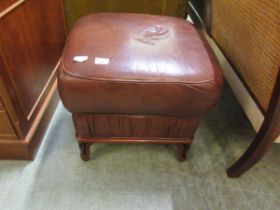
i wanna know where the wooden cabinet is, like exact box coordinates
[0,0,67,159]
[0,98,17,140]
[64,0,186,29]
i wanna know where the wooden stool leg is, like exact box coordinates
[79,143,91,161]
[177,145,190,162]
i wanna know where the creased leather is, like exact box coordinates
[133,25,170,45]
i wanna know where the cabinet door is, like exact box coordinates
[0,98,17,140]
[0,0,20,11]
[0,0,66,134]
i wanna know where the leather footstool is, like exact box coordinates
[58,13,223,161]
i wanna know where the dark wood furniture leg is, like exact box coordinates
[177,144,190,162]
[79,143,91,161]
[227,72,280,177]
[78,136,193,161]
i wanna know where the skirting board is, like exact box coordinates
[0,80,59,159]
[201,32,280,143]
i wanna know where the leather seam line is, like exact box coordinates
[60,61,217,85]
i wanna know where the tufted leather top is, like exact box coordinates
[58,13,223,117]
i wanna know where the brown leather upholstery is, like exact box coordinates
[58,13,223,117]
[57,13,223,161]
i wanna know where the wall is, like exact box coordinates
[64,0,186,29]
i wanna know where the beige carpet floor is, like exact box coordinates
[0,84,279,210]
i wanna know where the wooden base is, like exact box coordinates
[74,114,197,162]
[0,82,59,160]
[78,137,192,162]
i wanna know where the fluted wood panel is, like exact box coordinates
[73,114,200,139]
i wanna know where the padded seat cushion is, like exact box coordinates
[58,13,223,117]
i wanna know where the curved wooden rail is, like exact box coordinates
[227,70,280,177]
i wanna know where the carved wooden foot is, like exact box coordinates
[79,143,91,161]
[177,145,190,162]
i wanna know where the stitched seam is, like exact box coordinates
[61,15,218,85]
[60,60,217,85]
